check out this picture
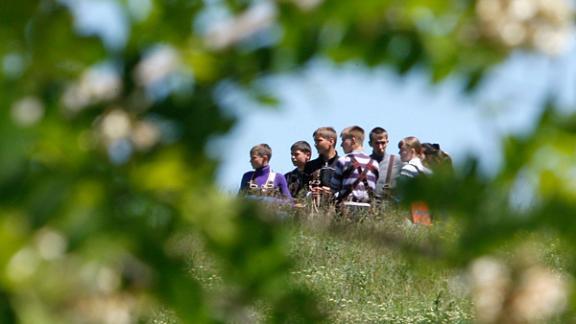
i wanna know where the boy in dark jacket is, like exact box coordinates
[284,141,312,199]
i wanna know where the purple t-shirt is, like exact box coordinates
[240,165,292,199]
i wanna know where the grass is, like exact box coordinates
[287,207,472,323]
[180,204,571,323]
[181,205,474,323]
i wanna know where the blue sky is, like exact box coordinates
[64,0,576,192]
[212,50,576,192]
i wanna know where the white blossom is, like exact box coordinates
[206,2,277,49]
[11,96,44,126]
[100,109,132,142]
[134,46,181,88]
[476,0,573,55]
[7,247,40,282]
[469,256,570,323]
[511,266,568,322]
[291,0,323,11]
[469,257,510,323]
[131,120,161,151]
[35,228,67,261]
[62,67,122,111]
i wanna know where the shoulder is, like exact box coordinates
[338,153,357,166]
[390,154,401,166]
[327,154,340,167]
[350,152,372,162]
[304,158,321,173]
[366,155,378,170]
[402,163,418,171]
[274,172,287,183]
[356,152,377,166]
[308,157,321,164]
[387,155,401,170]
[401,162,420,174]
[241,171,254,184]
[420,165,433,175]
[339,154,351,163]
[382,153,400,161]
[401,158,433,176]
[410,158,432,174]
[400,164,419,177]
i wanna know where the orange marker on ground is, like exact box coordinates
[410,201,432,226]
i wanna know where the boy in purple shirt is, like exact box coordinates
[239,144,292,200]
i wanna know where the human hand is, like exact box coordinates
[319,186,332,194]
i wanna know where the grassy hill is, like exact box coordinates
[287,207,473,323]
[184,206,477,323]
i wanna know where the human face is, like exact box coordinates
[291,149,310,169]
[314,135,333,156]
[250,154,267,169]
[399,145,415,162]
[370,134,388,156]
[340,136,354,154]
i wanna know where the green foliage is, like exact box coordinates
[1,0,575,322]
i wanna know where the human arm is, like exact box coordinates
[275,173,293,200]
[239,172,251,194]
[329,158,345,196]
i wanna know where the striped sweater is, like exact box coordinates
[330,151,379,203]
[400,158,433,178]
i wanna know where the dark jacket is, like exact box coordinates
[284,168,308,198]
[304,154,339,187]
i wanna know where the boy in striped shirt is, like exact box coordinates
[330,126,379,203]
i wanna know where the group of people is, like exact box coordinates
[239,125,452,210]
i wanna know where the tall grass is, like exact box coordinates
[182,206,473,323]
[183,204,571,323]
[287,207,472,323]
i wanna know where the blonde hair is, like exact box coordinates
[398,136,423,155]
[341,125,365,144]
[250,143,272,160]
[313,127,337,147]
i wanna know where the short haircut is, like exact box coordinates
[290,140,312,154]
[369,127,388,142]
[341,125,365,144]
[250,143,272,160]
[313,127,337,147]
[398,136,422,154]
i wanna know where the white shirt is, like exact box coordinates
[400,157,432,178]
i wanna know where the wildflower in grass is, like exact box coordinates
[469,256,569,323]
[509,266,568,322]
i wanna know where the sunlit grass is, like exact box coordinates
[182,204,573,323]
[183,206,472,322]
[287,207,473,323]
